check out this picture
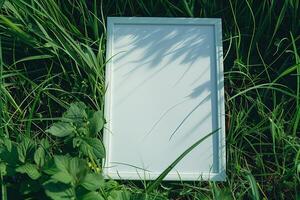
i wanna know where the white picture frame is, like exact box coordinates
[103,17,225,181]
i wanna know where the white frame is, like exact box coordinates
[103,17,226,181]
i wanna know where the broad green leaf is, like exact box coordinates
[52,156,87,184]
[69,157,79,177]
[17,137,33,163]
[80,138,105,160]
[51,171,74,184]
[69,157,87,182]
[2,138,12,152]
[16,163,41,180]
[46,122,75,137]
[17,147,26,163]
[43,160,60,175]
[108,190,131,200]
[54,155,70,172]
[40,138,50,149]
[81,173,104,191]
[79,191,104,200]
[88,110,104,136]
[34,147,45,167]
[79,142,93,159]
[44,180,75,200]
[87,138,105,159]
[64,102,87,123]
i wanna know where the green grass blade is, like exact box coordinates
[245,171,260,200]
[146,129,218,193]
[245,0,255,66]
[0,0,5,9]
[267,1,288,49]
[290,32,300,136]
[10,55,53,67]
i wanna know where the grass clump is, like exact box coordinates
[0,0,299,199]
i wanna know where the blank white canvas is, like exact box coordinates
[104,17,225,181]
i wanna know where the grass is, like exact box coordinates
[0,0,299,199]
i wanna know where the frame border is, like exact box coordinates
[103,17,226,181]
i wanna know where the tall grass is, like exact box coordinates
[0,0,299,199]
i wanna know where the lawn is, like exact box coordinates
[0,0,299,199]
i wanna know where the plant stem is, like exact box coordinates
[1,174,7,200]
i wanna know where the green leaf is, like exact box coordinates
[52,156,87,184]
[51,171,74,184]
[0,144,18,166]
[88,110,104,136]
[43,159,60,175]
[77,127,88,137]
[108,190,131,200]
[0,0,5,10]
[34,147,45,167]
[2,138,12,152]
[16,163,41,180]
[0,162,6,176]
[79,191,104,200]
[212,183,232,200]
[88,138,105,159]
[46,122,75,137]
[68,157,87,182]
[54,155,70,173]
[40,138,50,149]
[81,173,104,191]
[44,180,75,200]
[79,143,93,160]
[73,137,83,148]
[17,147,26,163]
[17,137,33,163]
[12,55,53,66]
[64,102,87,123]
[245,171,260,200]
[0,80,22,114]
[80,138,105,160]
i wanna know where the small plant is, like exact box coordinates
[45,102,105,169]
[0,102,129,200]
